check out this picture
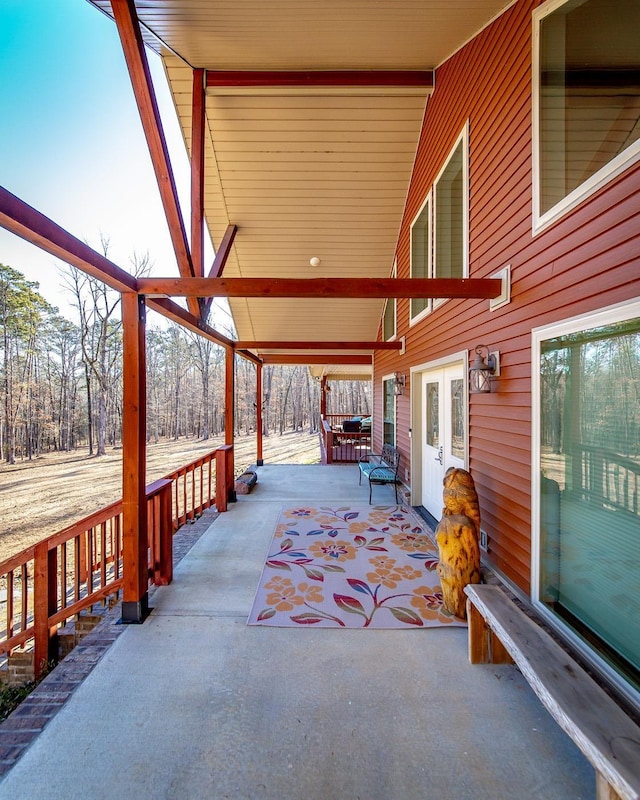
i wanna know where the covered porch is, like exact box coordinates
[0,464,593,799]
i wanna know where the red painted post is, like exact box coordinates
[320,376,327,419]
[225,349,236,502]
[215,445,233,512]
[33,542,58,679]
[256,361,264,466]
[121,293,149,623]
[156,480,173,586]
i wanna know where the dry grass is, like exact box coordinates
[0,431,320,562]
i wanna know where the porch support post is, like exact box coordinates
[121,292,149,623]
[225,347,236,502]
[191,67,205,280]
[256,361,263,466]
[320,376,327,419]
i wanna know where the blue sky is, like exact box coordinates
[0,0,200,318]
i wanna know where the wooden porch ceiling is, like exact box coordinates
[88,0,513,366]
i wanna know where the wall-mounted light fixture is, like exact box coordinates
[469,345,500,394]
[393,372,406,396]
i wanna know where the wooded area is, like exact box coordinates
[0,263,371,464]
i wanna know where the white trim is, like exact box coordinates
[531,297,640,710]
[532,0,640,235]
[489,264,511,311]
[383,259,398,341]
[409,350,469,506]
[410,350,469,376]
[382,373,397,447]
[409,191,432,324]
[433,123,470,309]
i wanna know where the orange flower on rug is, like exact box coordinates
[247,505,466,629]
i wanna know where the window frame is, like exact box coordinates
[532,0,640,235]
[409,193,432,326]
[382,374,397,447]
[382,260,397,342]
[432,124,469,308]
[531,297,640,710]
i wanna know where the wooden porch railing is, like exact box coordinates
[324,413,370,428]
[0,444,234,678]
[574,444,640,516]
[321,419,372,464]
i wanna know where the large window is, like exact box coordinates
[383,260,397,341]
[409,126,469,322]
[434,133,467,283]
[534,0,640,231]
[382,376,396,446]
[534,303,640,700]
[410,196,430,322]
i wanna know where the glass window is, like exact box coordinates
[410,196,430,321]
[538,314,640,691]
[383,377,396,446]
[383,299,396,341]
[383,261,397,341]
[536,0,640,225]
[434,137,466,281]
[426,381,439,447]
[450,378,465,460]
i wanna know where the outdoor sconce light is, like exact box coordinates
[393,372,406,396]
[469,345,500,394]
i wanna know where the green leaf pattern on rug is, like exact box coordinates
[248,505,466,629]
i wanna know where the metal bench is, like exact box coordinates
[465,584,640,800]
[358,443,401,503]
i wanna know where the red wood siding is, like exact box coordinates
[373,0,640,594]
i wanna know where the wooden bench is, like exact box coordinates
[358,444,401,503]
[465,584,640,800]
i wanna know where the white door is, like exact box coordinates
[421,364,466,519]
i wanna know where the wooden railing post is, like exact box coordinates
[145,478,173,586]
[256,360,264,466]
[225,348,236,501]
[121,293,149,624]
[322,420,334,464]
[215,445,233,512]
[33,542,58,679]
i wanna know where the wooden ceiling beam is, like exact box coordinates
[207,225,238,280]
[0,186,137,294]
[202,224,238,319]
[260,354,372,365]
[146,298,234,350]
[236,349,263,366]
[110,0,200,318]
[136,277,502,299]
[206,70,434,89]
[190,68,205,279]
[235,340,401,350]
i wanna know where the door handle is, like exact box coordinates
[434,446,443,465]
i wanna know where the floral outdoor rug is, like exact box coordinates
[247,504,466,629]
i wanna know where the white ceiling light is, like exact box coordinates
[309,257,321,267]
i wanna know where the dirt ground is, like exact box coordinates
[0,431,320,562]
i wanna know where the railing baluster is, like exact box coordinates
[100,521,107,589]
[1,448,220,662]
[74,535,81,603]
[60,544,68,610]
[21,563,28,633]
[7,570,14,639]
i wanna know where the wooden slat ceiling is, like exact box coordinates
[91,1,513,364]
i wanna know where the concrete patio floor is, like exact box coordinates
[0,464,594,799]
